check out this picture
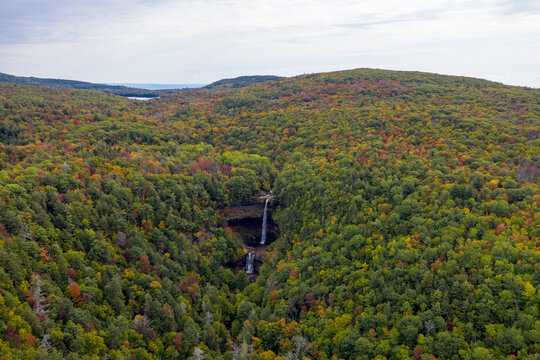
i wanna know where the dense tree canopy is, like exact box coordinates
[0,69,538,359]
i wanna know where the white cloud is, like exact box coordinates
[0,0,539,87]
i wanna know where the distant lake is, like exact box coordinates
[126,96,156,101]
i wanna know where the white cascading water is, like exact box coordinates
[259,197,269,245]
[246,251,255,274]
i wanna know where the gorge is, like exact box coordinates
[217,196,279,277]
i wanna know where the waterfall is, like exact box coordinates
[259,197,269,245]
[246,251,255,274]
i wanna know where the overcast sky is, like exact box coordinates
[1,0,539,87]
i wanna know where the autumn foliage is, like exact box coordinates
[0,69,538,359]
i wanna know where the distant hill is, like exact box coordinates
[0,72,161,97]
[0,72,283,96]
[204,75,284,90]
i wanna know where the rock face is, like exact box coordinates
[218,200,277,221]
[219,200,279,245]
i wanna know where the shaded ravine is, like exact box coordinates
[218,196,279,278]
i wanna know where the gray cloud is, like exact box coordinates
[500,0,540,14]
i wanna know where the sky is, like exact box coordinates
[1,0,539,87]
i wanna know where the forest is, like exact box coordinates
[0,68,538,359]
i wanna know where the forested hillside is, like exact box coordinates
[0,69,538,360]
[204,76,284,90]
[0,73,160,98]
